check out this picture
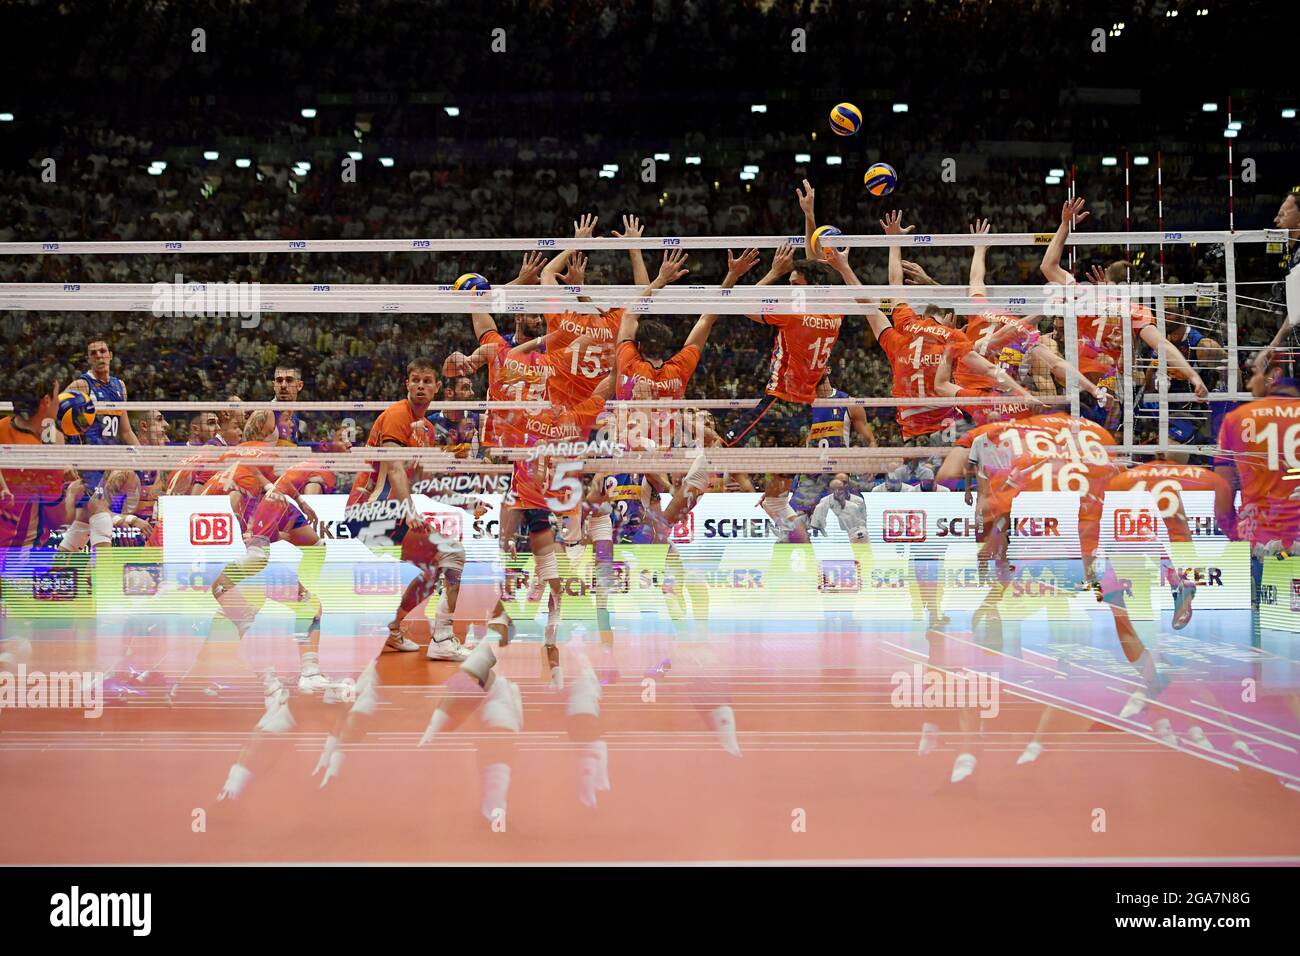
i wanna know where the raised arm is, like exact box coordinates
[968,219,991,297]
[958,350,1035,401]
[505,251,549,286]
[617,249,691,345]
[880,210,914,287]
[1040,197,1088,285]
[823,245,893,341]
[796,179,817,255]
[541,214,598,285]
[745,243,796,322]
[683,248,760,351]
[612,215,650,287]
[1138,325,1208,398]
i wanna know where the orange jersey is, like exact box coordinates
[198,441,275,497]
[0,416,63,501]
[761,312,843,404]
[506,394,606,512]
[1105,460,1232,540]
[957,303,1038,390]
[878,304,974,439]
[545,309,622,405]
[274,461,335,496]
[1217,397,1300,546]
[481,330,554,448]
[615,341,700,401]
[347,399,439,505]
[1072,300,1153,381]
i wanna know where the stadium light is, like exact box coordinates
[599,169,615,179]
[1049,167,1065,177]
[795,153,811,163]
[150,161,167,171]
[654,153,670,161]
[348,151,362,160]
[1133,155,1150,165]
[1223,128,1238,138]
[751,104,767,113]
[685,155,701,165]
[1202,102,1217,112]
[1045,175,1061,185]
[892,103,909,113]
[1283,109,1297,119]
[203,150,219,161]
[379,157,395,167]
[235,158,252,168]
[602,163,619,172]
[300,108,317,119]
[0,113,14,122]
[148,167,163,176]
[739,172,756,181]
[444,106,460,117]
[826,156,843,165]
[1101,156,1118,166]
[1166,9,1178,16]
[1228,120,1242,131]
[743,164,759,173]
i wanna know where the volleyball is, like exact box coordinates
[863,162,898,196]
[453,273,491,291]
[56,390,96,436]
[810,225,844,257]
[829,103,862,137]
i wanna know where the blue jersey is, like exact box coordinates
[70,371,127,445]
[807,389,850,447]
[603,473,647,531]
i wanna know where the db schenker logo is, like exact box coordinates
[1114,509,1157,543]
[354,564,401,595]
[819,560,861,592]
[883,510,926,543]
[190,513,234,545]
[667,513,693,543]
[422,512,463,541]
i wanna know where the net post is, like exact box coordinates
[1224,237,1239,394]
[1063,293,1081,419]
[1120,283,1135,449]
[1156,289,1169,448]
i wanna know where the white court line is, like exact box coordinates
[875,643,1255,776]
[1188,698,1300,744]
[1099,686,1297,753]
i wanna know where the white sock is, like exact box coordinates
[578,744,601,807]
[594,739,610,791]
[300,651,321,677]
[480,762,511,821]
[313,734,339,775]
[711,705,741,757]
[219,762,252,799]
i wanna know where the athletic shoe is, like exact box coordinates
[1231,739,1261,761]
[1016,741,1043,765]
[217,763,252,802]
[1172,579,1196,630]
[917,722,940,756]
[643,657,672,679]
[384,631,419,653]
[1152,717,1178,746]
[950,753,976,783]
[323,678,357,705]
[298,672,332,694]
[426,638,471,662]
[1186,725,1216,751]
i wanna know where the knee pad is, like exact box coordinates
[89,511,115,547]
[60,520,90,552]
[535,549,560,583]
[760,493,797,524]
[587,513,613,544]
[242,543,269,569]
